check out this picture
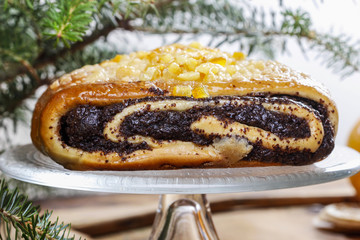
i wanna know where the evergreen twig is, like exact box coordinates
[135,0,360,76]
[42,0,96,48]
[0,179,79,240]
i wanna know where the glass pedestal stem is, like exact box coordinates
[149,194,219,240]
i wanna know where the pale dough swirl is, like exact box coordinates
[104,99,324,154]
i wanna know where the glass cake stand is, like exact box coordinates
[1,144,360,240]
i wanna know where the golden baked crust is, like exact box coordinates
[31,43,338,170]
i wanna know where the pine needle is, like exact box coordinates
[0,179,79,240]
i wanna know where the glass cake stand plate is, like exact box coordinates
[1,144,360,240]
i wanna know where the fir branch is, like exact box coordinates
[0,179,79,240]
[53,40,118,75]
[0,41,118,151]
[34,19,130,72]
[0,0,146,82]
[0,74,37,150]
[135,0,360,76]
[0,2,41,81]
[309,33,360,77]
[42,0,96,48]
[132,0,296,58]
[0,0,160,83]
[280,9,360,77]
[280,9,311,37]
[0,48,40,84]
[3,0,43,44]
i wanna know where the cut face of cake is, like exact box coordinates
[31,43,338,170]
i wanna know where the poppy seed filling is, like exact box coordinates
[59,96,334,166]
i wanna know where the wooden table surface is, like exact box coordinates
[37,178,360,240]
